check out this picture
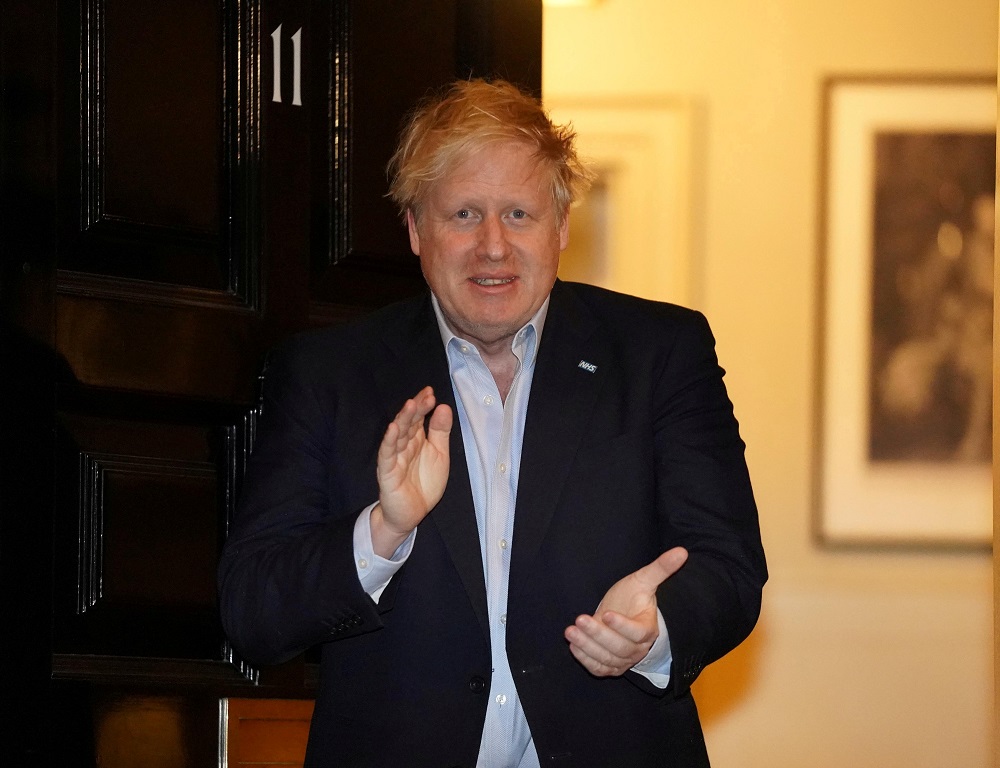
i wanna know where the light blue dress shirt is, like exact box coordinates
[352,294,671,767]
[437,296,543,768]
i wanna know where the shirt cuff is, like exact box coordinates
[353,502,415,602]
[630,608,672,688]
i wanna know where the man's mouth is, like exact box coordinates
[472,277,515,286]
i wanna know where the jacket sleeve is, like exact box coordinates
[217,337,389,667]
[650,310,767,696]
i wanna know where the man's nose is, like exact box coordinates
[477,215,510,260]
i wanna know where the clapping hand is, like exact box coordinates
[565,547,688,677]
[371,386,453,558]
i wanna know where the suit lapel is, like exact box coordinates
[371,295,490,640]
[510,282,607,596]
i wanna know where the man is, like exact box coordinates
[218,79,766,767]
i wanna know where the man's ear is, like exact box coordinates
[558,208,570,252]
[406,208,421,255]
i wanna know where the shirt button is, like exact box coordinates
[500,614,507,625]
[498,462,506,473]
[498,538,507,550]
[495,694,507,706]
[460,344,469,354]
[483,395,494,406]
[357,558,369,569]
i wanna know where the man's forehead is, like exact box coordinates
[430,152,550,197]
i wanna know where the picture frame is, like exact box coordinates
[815,75,995,548]
[544,97,696,307]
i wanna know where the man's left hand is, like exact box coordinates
[564,547,688,677]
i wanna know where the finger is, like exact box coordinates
[385,411,417,461]
[630,547,688,592]
[394,386,434,419]
[566,638,619,678]
[566,615,646,670]
[565,622,621,676]
[411,385,437,417]
[379,391,429,467]
[565,626,641,678]
[584,611,655,656]
[601,610,656,645]
[377,418,401,467]
[389,388,436,446]
[399,388,434,427]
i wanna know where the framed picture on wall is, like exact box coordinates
[815,75,995,547]
[544,97,696,307]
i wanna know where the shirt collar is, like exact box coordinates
[429,292,550,367]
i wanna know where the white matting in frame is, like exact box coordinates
[545,98,695,307]
[817,76,995,547]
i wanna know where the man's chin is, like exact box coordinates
[453,316,526,348]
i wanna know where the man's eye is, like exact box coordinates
[455,209,471,219]
[509,209,527,220]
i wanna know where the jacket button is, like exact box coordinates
[468,675,486,693]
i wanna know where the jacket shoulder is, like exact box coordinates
[557,281,709,337]
[266,292,431,365]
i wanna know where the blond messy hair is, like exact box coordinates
[387,79,594,224]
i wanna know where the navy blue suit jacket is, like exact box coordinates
[218,281,766,767]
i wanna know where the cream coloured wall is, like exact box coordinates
[543,2,995,767]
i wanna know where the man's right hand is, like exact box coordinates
[371,386,452,558]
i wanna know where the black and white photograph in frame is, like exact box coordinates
[816,76,995,547]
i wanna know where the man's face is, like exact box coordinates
[407,141,569,353]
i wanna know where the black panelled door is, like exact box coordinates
[0,1,541,765]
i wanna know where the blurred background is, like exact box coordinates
[544,2,995,766]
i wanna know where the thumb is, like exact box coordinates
[632,547,688,591]
[426,403,453,451]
